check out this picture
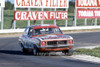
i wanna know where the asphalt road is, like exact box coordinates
[0,32,100,67]
[69,32,100,47]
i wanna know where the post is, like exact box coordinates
[54,8,56,25]
[84,8,87,26]
[41,8,44,25]
[94,8,97,26]
[74,2,77,27]
[28,8,30,26]
[14,8,16,29]
[65,8,68,27]
[84,18,87,26]
[95,18,97,26]
[1,7,3,29]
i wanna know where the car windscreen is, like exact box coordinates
[33,28,62,35]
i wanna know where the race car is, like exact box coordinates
[18,24,74,56]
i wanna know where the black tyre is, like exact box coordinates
[21,46,27,53]
[33,46,38,56]
[63,49,74,56]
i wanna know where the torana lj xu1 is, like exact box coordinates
[18,24,74,56]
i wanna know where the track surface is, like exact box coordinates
[0,32,100,67]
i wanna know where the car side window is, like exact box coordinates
[28,28,33,37]
[24,27,29,35]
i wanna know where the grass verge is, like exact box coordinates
[74,47,100,58]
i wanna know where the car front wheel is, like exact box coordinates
[62,49,74,56]
[33,46,38,56]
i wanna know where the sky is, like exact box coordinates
[5,0,14,4]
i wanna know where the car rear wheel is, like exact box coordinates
[21,46,27,53]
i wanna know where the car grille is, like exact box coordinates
[47,41,67,45]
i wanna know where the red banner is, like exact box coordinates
[77,9,100,19]
[14,11,68,20]
[76,0,100,8]
[15,0,69,8]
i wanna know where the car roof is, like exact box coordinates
[29,24,59,29]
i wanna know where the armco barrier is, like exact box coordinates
[60,26,100,30]
[0,26,100,34]
[0,29,24,34]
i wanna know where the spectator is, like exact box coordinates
[10,20,14,29]
[34,20,36,25]
[72,17,75,26]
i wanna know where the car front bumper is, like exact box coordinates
[38,44,74,51]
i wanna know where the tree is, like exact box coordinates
[68,2,75,13]
[5,1,14,10]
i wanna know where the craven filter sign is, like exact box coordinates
[15,0,69,8]
[14,11,68,20]
[0,6,1,22]
[77,9,100,19]
[0,0,5,7]
[76,0,100,8]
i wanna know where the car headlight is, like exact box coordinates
[68,40,73,45]
[41,41,47,47]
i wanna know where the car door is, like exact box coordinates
[22,27,30,48]
[26,27,33,48]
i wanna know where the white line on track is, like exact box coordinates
[61,55,100,64]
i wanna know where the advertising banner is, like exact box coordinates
[15,0,69,8]
[0,7,1,22]
[77,9,100,19]
[14,11,68,20]
[76,0,100,8]
[0,0,5,7]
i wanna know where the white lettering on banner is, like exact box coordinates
[21,12,27,20]
[14,11,68,20]
[99,0,100,5]
[44,12,48,19]
[77,9,100,18]
[32,12,37,19]
[78,0,97,6]
[76,0,100,8]
[38,12,43,20]
[50,12,67,19]
[78,11,94,17]
[15,12,20,20]
[0,7,1,22]
[0,0,5,7]
[94,11,100,16]
[15,0,69,8]
[27,12,33,20]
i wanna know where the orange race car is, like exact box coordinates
[18,24,74,56]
